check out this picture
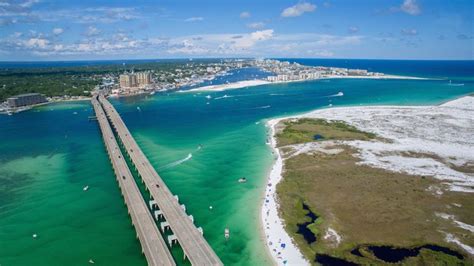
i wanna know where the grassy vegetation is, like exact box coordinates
[276,118,375,147]
[275,118,473,265]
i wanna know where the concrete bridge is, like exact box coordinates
[92,96,175,266]
[93,95,222,265]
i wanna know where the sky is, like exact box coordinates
[0,0,473,61]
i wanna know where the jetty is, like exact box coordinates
[92,95,222,265]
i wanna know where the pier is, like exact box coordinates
[93,95,222,265]
[92,96,175,266]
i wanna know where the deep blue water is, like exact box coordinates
[280,58,474,79]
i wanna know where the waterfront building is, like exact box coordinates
[119,73,138,88]
[267,76,278,82]
[7,93,47,108]
[348,69,368,76]
[136,72,152,86]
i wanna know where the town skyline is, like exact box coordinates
[0,0,473,61]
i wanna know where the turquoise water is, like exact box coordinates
[0,61,473,265]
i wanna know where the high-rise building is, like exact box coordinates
[119,74,138,88]
[7,93,47,108]
[136,72,152,86]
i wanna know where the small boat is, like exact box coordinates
[224,227,230,240]
[32,233,38,239]
[150,91,155,95]
[83,185,89,191]
[73,111,78,115]
[89,259,95,264]
[205,95,212,99]
[137,107,141,111]
[238,177,247,183]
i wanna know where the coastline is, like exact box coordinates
[261,118,309,266]
[261,95,474,264]
[181,74,429,93]
[182,79,270,92]
[0,97,91,115]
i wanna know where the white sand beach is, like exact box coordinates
[183,74,427,93]
[262,96,474,263]
[185,79,270,92]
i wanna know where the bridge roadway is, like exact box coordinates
[92,96,176,266]
[98,95,223,266]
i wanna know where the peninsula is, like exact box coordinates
[264,96,474,265]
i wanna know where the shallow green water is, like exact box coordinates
[0,76,473,265]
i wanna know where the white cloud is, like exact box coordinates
[247,22,265,29]
[85,26,100,36]
[184,17,204,22]
[25,37,49,49]
[0,27,363,59]
[240,11,251,19]
[401,28,418,36]
[281,2,316,17]
[167,39,209,54]
[52,27,64,35]
[20,0,40,8]
[233,29,274,49]
[400,0,420,15]
[348,26,359,33]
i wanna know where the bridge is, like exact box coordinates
[92,96,175,266]
[93,95,223,265]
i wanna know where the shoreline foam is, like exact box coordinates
[262,96,474,263]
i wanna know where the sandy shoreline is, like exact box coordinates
[262,95,474,264]
[182,74,429,93]
[261,118,309,266]
[184,79,270,92]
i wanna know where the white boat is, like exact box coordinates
[150,91,155,95]
[205,95,212,99]
[83,185,89,191]
[224,228,230,240]
[238,177,247,183]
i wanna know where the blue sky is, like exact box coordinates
[0,0,472,60]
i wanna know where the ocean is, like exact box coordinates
[0,59,473,265]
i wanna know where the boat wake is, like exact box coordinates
[269,93,285,96]
[214,94,234,100]
[448,83,465,87]
[325,91,344,97]
[158,153,192,170]
[255,105,271,109]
